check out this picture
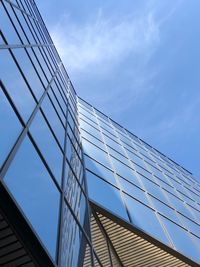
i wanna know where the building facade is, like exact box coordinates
[0,0,199,266]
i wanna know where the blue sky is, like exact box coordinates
[37,0,200,179]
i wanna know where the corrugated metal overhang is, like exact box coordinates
[90,202,199,267]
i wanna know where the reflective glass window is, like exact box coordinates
[13,49,45,100]
[81,131,104,149]
[4,137,60,259]
[30,111,63,185]
[0,4,20,43]
[79,113,98,128]
[61,202,85,267]
[164,191,194,219]
[41,95,65,147]
[107,147,128,163]
[0,88,22,167]
[125,149,146,168]
[87,174,129,221]
[79,119,102,140]
[161,216,200,263]
[1,50,36,122]
[66,136,82,178]
[119,177,149,206]
[82,139,111,168]
[103,135,124,154]
[125,195,170,245]
[178,214,200,238]
[78,106,95,119]
[111,156,141,187]
[84,156,117,186]
[139,175,168,203]
[149,195,182,225]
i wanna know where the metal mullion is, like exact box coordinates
[54,74,69,104]
[56,98,68,266]
[18,0,58,77]
[0,43,51,49]
[79,149,95,266]
[56,71,70,100]
[0,69,59,180]
[4,0,39,22]
[39,108,64,154]
[18,0,48,45]
[92,211,123,267]
[15,0,58,83]
[23,0,59,71]
[46,93,66,129]
[31,1,58,54]
[1,8,49,96]
[62,196,94,250]
[50,78,68,113]
[15,1,56,79]
[107,119,176,249]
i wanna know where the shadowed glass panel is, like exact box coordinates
[4,137,60,260]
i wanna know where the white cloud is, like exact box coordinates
[50,6,160,76]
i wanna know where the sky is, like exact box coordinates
[37,0,200,179]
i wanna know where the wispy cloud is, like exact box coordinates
[50,1,182,117]
[50,5,160,76]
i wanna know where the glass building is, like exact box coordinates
[0,1,200,266]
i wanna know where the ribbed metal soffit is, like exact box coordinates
[90,211,194,267]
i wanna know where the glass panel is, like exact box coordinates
[30,111,63,185]
[108,146,128,164]
[66,136,82,178]
[0,88,22,167]
[118,177,149,206]
[41,95,65,147]
[125,149,146,168]
[161,216,200,263]
[4,137,60,259]
[81,131,104,150]
[60,202,86,267]
[0,49,36,122]
[13,48,45,100]
[164,191,194,219]
[149,195,182,225]
[82,139,111,169]
[0,4,20,44]
[178,213,200,238]
[87,174,129,221]
[125,195,170,245]
[79,119,102,140]
[85,156,117,186]
[103,135,124,154]
[139,175,168,203]
[111,156,141,187]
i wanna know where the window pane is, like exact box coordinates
[85,156,117,186]
[0,50,36,122]
[161,216,200,263]
[87,173,129,221]
[41,95,65,147]
[79,119,102,140]
[60,202,85,267]
[30,111,63,185]
[82,139,111,168]
[149,195,182,225]
[125,195,170,245]
[4,137,60,259]
[0,88,22,167]
[111,156,141,187]
[118,177,149,206]
[13,48,45,100]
